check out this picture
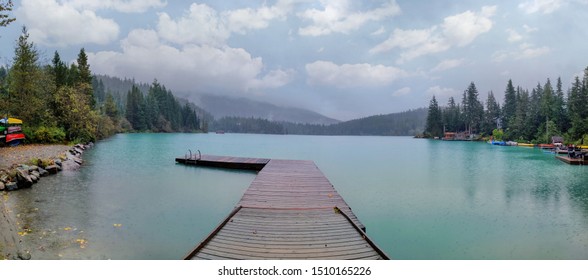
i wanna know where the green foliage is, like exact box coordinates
[425,96,443,137]
[31,126,66,143]
[492,129,504,141]
[0,0,15,27]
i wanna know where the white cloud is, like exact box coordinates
[157,3,229,46]
[518,44,550,59]
[224,0,296,34]
[431,59,465,72]
[305,60,408,88]
[64,0,166,13]
[441,6,496,47]
[371,6,496,63]
[519,0,563,14]
[90,27,295,95]
[426,86,460,99]
[18,0,119,46]
[522,24,539,33]
[506,29,523,42]
[298,0,401,36]
[492,43,550,62]
[371,26,386,36]
[392,87,411,96]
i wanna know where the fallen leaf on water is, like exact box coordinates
[17,231,28,236]
[63,227,72,231]
[76,239,87,249]
[113,223,122,228]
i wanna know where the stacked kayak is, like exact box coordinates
[0,117,26,146]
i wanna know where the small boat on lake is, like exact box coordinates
[517,143,534,147]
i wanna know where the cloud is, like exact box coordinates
[506,29,523,42]
[522,24,539,33]
[371,6,496,63]
[224,0,296,34]
[157,3,229,46]
[18,0,119,46]
[305,60,408,88]
[441,6,496,47]
[298,0,401,36]
[90,29,295,94]
[392,87,411,97]
[63,0,166,13]
[519,0,563,14]
[431,59,465,72]
[371,26,386,36]
[426,86,460,99]
[492,43,550,62]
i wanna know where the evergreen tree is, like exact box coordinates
[51,51,67,88]
[502,79,517,129]
[443,97,461,132]
[76,48,95,108]
[482,91,501,135]
[0,0,15,27]
[462,82,484,134]
[125,85,147,131]
[553,77,568,133]
[425,95,443,137]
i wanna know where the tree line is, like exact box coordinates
[211,108,427,136]
[425,68,588,144]
[0,27,204,144]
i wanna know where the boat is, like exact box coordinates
[0,117,26,146]
[491,140,506,146]
[537,144,555,149]
[506,141,518,146]
[517,143,534,147]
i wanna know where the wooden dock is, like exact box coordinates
[176,155,389,260]
[556,155,588,165]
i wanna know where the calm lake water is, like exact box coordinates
[8,133,588,259]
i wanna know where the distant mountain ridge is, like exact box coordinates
[197,94,340,125]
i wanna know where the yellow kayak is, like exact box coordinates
[7,118,23,125]
[517,143,534,147]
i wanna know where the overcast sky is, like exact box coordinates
[1,0,587,120]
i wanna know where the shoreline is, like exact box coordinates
[0,143,93,260]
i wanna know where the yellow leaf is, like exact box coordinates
[64,227,72,231]
[113,223,122,228]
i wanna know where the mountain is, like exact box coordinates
[196,94,340,125]
[283,108,427,136]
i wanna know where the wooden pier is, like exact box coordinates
[556,155,588,165]
[176,155,389,260]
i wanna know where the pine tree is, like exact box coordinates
[462,82,484,134]
[425,95,443,137]
[482,91,501,135]
[502,79,517,129]
[0,0,15,27]
[76,48,95,108]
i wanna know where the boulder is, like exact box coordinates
[45,165,61,174]
[16,169,33,188]
[38,168,49,177]
[54,159,62,167]
[5,181,18,191]
[29,174,38,183]
[31,170,41,178]
[28,165,39,172]
[61,160,81,171]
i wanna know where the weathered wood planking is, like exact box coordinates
[556,155,588,165]
[178,155,389,260]
[176,155,270,171]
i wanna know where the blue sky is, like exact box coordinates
[1,0,587,120]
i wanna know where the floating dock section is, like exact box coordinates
[556,155,588,165]
[176,155,389,260]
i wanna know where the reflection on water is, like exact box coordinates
[7,134,588,259]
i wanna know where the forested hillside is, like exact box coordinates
[211,108,427,136]
[425,69,588,144]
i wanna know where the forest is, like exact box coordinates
[0,27,204,144]
[211,108,427,136]
[424,69,588,144]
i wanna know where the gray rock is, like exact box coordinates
[45,165,61,174]
[31,170,40,178]
[0,181,4,191]
[28,165,39,172]
[61,160,80,171]
[16,169,33,188]
[5,181,17,191]
[38,168,49,177]
[54,159,62,167]
[29,174,38,183]
[17,251,32,260]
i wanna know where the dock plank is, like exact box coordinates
[178,155,388,260]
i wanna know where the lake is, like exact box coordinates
[8,133,588,259]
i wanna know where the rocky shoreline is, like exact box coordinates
[0,143,93,260]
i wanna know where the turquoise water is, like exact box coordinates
[8,134,588,259]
